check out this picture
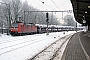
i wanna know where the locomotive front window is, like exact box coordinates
[12,23,18,27]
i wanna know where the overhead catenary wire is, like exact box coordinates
[50,0,61,10]
[33,0,42,7]
[60,0,65,9]
[32,0,55,10]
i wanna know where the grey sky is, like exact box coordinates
[21,0,73,11]
[21,0,74,23]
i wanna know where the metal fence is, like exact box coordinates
[0,29,7,33]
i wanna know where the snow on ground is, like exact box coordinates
[0,31,77,60]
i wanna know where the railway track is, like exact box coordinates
[0,35,46,44]
[28,34,73,60]
[0,33,58,44]
[0,37,50,55]
[0,33,61,56]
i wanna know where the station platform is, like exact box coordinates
[61,31,90,60]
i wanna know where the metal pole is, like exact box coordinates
[1,20,3,34]
[8,4,10,35]
[35,16,36,24]
[47,20,49,35]
[24,11,25,23]
[62,11,63,20]
[6,20,9,35]
[24,10,73,12]
[51,12,53,25]
[46,12,49,35]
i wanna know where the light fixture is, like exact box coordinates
[88,6,90,8]
[85,11,87,14]
[83,16,85,17]
[83,20,86,23]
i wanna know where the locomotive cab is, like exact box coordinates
[10,23,19,35]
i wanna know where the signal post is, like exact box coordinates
[46,12,49,35]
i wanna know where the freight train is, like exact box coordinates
[10,21,84,36]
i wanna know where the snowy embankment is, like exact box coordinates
[0,31,76,60]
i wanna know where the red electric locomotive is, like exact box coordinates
[10,22,37,36]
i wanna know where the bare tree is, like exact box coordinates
[11,0,22,22]
[0,0,61,27]
[64,15,75,26]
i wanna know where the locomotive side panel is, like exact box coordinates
[18,23,24,33]
[31,25,37,33]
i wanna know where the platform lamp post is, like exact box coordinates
[0,2,10,35]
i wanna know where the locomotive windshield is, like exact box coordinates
[11,23,18,27]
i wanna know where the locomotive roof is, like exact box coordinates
[26,23,35,25]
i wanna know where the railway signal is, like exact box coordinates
[46,12,49,22]
[46,12,48,18]
[46,12,49,35]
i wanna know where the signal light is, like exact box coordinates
[46,12,49,22]
[46,12,48,18]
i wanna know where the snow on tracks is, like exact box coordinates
[29,34,73,60]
